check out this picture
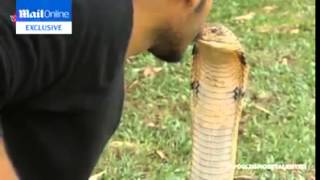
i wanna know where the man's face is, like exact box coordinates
[148,0,213,63]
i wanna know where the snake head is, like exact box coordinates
[195,24,244,65]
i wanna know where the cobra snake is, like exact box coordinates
[190,24,249,180]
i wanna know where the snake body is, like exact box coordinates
[190,24,249,180]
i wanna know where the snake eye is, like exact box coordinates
[210,26,224,36]
[210,27,218,33]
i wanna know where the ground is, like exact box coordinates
[93,0,315,179]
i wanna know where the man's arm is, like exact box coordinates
[0,138,17,180]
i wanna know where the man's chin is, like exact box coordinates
[149,49,183,63]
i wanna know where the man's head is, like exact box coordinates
[127,0,213,62]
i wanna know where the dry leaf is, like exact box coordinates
[280,58,288,65]
[234,12,256,21]
[256,91,273,100]
[263,5,278,13]
[127,80,139,90]
[126,56,137,64]
[308,173,315,180]
[279,55,295,65]
[147,122,157,128]
[143,66,162,78]
[156,150,168,160]
[289,28,300,34]
[234,175,257,180]
[278,25,300,34]
[146,122,166,129]
[109,141,139,150]
[308,176,316,180]
[89,171,106,180]
[253,104,272,115]
[257,25,300,34]
[256,26,272,33]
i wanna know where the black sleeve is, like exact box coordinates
[0,43,9,110]
[0,3,14,110]
[0,38,6,135]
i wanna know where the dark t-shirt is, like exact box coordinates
[0,0,133,179]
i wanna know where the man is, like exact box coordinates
[0,0,212,179]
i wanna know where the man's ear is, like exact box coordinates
[169,0,199,7]
[183,0,199,6]
[184,0,205,12]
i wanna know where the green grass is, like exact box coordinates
[93,0,315,179]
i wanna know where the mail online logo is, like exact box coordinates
[16,0,72,34]
[18,9,70,19]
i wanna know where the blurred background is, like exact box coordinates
[93,0,315,179]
